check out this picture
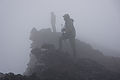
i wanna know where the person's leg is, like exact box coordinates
[69,38,76,57]
[59,36,63,50]
[59,33,67,50]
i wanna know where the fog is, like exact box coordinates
[0,0,120,74]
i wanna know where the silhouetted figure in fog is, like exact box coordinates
[59,14,76,57]
[51,12,56,32]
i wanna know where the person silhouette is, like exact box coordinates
[59,14,76,57]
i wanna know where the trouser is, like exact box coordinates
[59,34,76,57]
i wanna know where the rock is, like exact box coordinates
[24,28,120,80]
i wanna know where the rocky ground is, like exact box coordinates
[23,43,120,80]
[1,46,120,80]
[1,28,120,80]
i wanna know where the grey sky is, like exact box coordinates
[0,0,120,74]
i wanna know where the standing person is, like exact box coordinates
[51,12,56,32]
[59,14,76,57]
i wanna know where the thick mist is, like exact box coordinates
[0,0,120,74]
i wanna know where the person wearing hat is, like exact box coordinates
[59,14,76,57]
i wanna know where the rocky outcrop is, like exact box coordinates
[0,72,39,80]
[27,28,120,72]
[24,28,120,80]
[24,43,120,80]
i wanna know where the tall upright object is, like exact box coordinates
[51,12,56,32]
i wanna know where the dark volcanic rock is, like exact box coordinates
[0,72,39,80]
[24,44,120,80]
[23,28,120,80]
